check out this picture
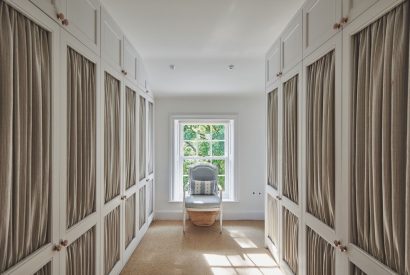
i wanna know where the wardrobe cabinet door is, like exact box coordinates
[302,0,341,57]
[266,39,281,87]
[281,10,302,74]
[341,0,378,24]
[101,6,123,73]
[29,0,65,21]
[64,0,100,54]
[123,37,139,85]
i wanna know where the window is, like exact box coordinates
[171,117,236,201]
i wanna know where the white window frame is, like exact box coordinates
[170,115,237,202]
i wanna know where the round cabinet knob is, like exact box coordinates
[53,244,62,252]
[62,19,69,26]
[56,12,65,20]
[333,22,341,30]
[124,71,128,76]
[121,195,127,200]
[275,195,282,200]
[340,17,349,25]
[60,240,69,247]
[340,245,348,252]
[334,240,341,247]
[145,90,149,94]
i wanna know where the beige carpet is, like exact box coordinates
[121,220,283,275]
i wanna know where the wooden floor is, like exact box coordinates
[121,220,282,275]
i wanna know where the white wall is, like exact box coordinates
[154,95,266,220]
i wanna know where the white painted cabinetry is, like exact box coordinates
[123,36,139,85]
[266,39,281,88]
[101,6,123,72]
[281,10,303,74]
[30,0,100,53]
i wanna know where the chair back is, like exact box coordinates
[189,163,218,181]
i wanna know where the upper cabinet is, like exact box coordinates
[302,0,341,57]
[266,39,281,88]
[30,0,100,53]
[281,10,302,74]
[341,0,379,25]
[123,36,139,84]
[101,6,123,72]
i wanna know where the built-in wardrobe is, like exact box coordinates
[0,0,155,274]
[265,0,410,274]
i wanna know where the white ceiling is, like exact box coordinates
[101,0,304,97]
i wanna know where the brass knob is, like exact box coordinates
[275,195,282,200]
[146,178,150,182]
[56,12,65,20]
[276,73,280,77]
[340,245,347,252]
[62,19,69,26]
[340,17,348,25]
[333,22,341,30]
[53,244,62,251]
[124,71,128,76]
[121,195,127,200]
[60,240,68,247]
[334,240,341,247]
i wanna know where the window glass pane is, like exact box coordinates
[198,142,211,156]
[212,125,225,140]
[183,159,196,175]
[218,176,225,189]
[212,160,225,175]
[212,141,225,156]
[196,125,211,140]
[183,141,196,156]
[183,176,189,189]
[183,125,197,140]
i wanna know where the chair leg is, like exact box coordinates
[183,209,186,234]
[219,209,223,234]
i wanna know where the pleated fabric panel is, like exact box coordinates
[267,195,278,246]
[139,96,146,180]
[306,50,335,228]
[282,208,298,274]
[139,186,146,229]
[350,264,367,275]
[104,206,120,275]
[267,89,279,189]
[104,73,121,203]
[148,102,154,174]
[33,262,51,275]
[306,227,335,275]
[125,87,136,189]
[67,47,96,228]
[147,179,154,216]
[125,194,136,248]
[0,2,51,272]
[283,75,298,203]
[350,1,410,273]
[66,227,96,275]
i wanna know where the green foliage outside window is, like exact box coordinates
[182,124,226,190]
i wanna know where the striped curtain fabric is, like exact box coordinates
[67,47,96,228]
[0,2,52,272]
[125,87,136,189]
[350,1,410,274]
[306,227,335,275]
[267,195,278,246]
[306,50,335,228]
[104,207,120,275]
[66,227,96,275]
[139,186,146,229]
[125,195,136,248]
[282,207,298,274]
[267,89,279,189]
[283,75,299,203]
[148,102,154,174]
[104,73,121,203]
[139,96,146,181]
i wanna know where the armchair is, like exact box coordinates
[183,163,223,233]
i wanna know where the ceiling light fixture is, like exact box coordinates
[228,64,234,70]
[169,64,175,70]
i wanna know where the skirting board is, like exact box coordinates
[154,210,264,220]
